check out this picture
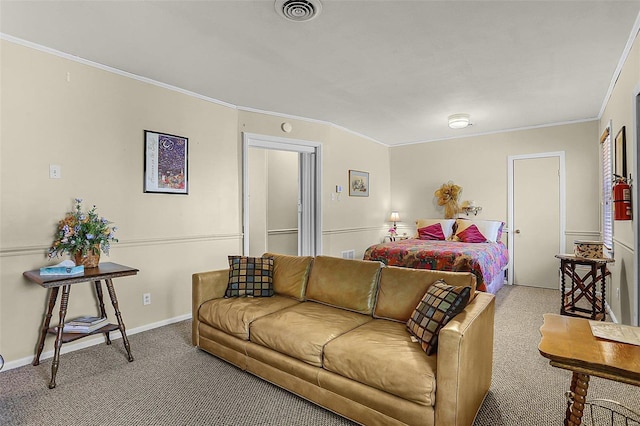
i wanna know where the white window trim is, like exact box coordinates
[601,122,613,253]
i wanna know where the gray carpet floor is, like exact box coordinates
[1,285,639,425]
[476,285,640,426]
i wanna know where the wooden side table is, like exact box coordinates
[539,314,640,425]
[555,254,613,321]
[23,262,139,388]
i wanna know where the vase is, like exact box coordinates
[74,249,100,268]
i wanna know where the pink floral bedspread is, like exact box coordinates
[363,239,509,292]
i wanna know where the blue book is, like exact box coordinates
[40,260,85,276]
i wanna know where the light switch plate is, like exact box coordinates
[49,164,61,179]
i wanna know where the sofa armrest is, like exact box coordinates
[435,291,495,426]
[192,269,229,346]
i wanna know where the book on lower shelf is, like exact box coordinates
[56,316,110,333]
[67,315,108,326]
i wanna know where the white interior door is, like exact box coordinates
[510,154,564,289]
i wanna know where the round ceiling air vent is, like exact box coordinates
[275,0,322,22]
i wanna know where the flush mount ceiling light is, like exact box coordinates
[275,0,322,22]
[448,113,471,129]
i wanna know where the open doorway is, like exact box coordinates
[242,133,322,257]
[247,148,299,255]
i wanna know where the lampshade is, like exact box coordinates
[389,211,400,222]
[448,113,470,129]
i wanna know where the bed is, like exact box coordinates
[363,218,509,294]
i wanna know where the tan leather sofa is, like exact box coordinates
[192,254,495,426]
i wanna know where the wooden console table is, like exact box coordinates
[24,262,138,388]
[539,314,640,425]
[555,254,614,321]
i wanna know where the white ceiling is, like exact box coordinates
[2,1,640,146]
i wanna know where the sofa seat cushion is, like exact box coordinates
[199,295,299,340]
[323,319,437,406]
[249,302,373,367]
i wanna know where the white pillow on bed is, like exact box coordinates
[453,219,504,243]
[415,219,456,239]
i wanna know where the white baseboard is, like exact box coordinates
[2,313,192,372]
[606,300,618,323]
[594,291,618,323]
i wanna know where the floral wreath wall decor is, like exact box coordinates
[435,181,462,219]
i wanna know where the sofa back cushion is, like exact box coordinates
[263,252,313,301]
[305,256,382,315]
[374,266,477,322]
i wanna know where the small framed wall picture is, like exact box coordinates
[614,126,627,179]
[144,130,189,194]
[349,170,369,197]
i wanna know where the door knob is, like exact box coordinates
[515,229,521,234]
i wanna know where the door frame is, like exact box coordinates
[242,132,322,256]
[633,82,640,326]
[507,151,566,285]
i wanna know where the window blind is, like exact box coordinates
[601,127,613,249]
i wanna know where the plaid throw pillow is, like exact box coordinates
[225,256,274,298]
[406,280,471,355]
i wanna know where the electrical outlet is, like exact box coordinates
[143,293,151,305]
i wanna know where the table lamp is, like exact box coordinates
[389,211,400,231]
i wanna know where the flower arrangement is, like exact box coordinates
[435,181,462,219]
[388,227,397,236]
[48,198,118,260]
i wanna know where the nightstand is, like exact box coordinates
[384,234,410,242]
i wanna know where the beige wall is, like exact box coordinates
[390,121,600,242]
[389,28,639,325]
[322,126,392,259]
[238,111,392,260]
[4,25,634,369]
[1,39,242,364]
[0,40,391,365]
[599,29,639,325]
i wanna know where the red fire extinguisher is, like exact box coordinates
[613,178,632,220]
